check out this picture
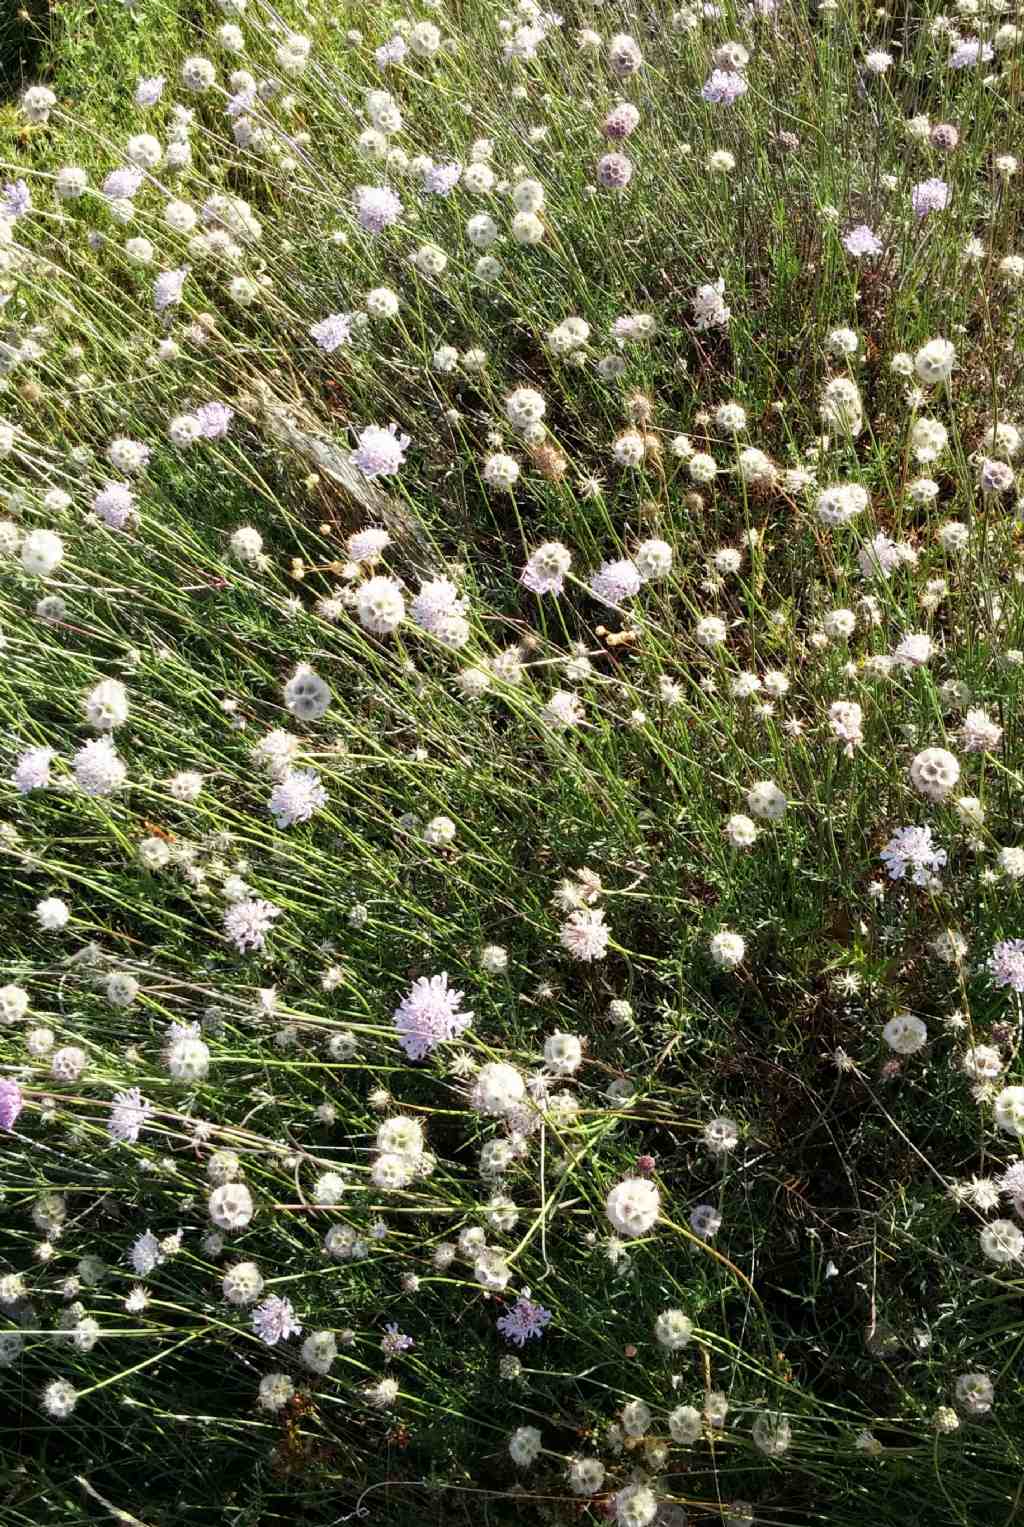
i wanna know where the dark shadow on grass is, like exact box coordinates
[0,0,48,103]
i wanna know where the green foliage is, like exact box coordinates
[0,3,1023,1526]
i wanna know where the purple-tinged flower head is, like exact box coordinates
[0,1079,23,1132]
[911,178,950,219]
[354,184,403,234]
[251,1294,302,1346]
[690,1203,722,1238]
[135,76,166,107]
[522,541,572,596]
[350,422,410,479]
[843,224,883,258]
[309,313,353,353]
[93,482,136,530]
[130,1229,162,1276]
[225,87,257,119]
[267,767,327,828]
[2,180,32,221]
[73,736,127,796]
[930,122,959,151]
[381,1323,414,1358]
[376,35,408,67]
[347,527,391,564]
[596,152,633,190]
[154,267,187,313]
[879,825,947,886]
[12,745,54,794]
[195,402,234,440]
[603,103,640,140]
[701,69,748,105]
[990,940,1024,995]
[424,161,462,196]
[949,38,993,69]
[410,576,466,634]
[108,1087,152,1144]
[497,1297,552,1346]
[102,166,144,201]
[223,897,281,953]
[590,558,641,606]
[393,972,473,1060]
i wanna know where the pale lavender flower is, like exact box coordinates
[961,708,1003,753]
[424,162,462,196]
[998,1159,1024,1209]
[225,87,257,118]
[911,179,950,219]
[843,224,883,257]
[690,1203,722,1238]
[309,313,353,353]
[195,402,234,439]
[701,70,748,105]
[154,267,187,313]
[596,153,633,189]
[354,184,403,234]
[12,745,54,794]
[251,1294,302,1346]
[102,167,144,200]
[135,76,166,106]
[347,528,391,563]
[393,972,474,1060]
[381,1323,414,1357]
[950,38,993,69]
[223,897,282,953]
[410,576,466,633]
[93,482,136,529]
[990,940,1024,995]
[108,1087,152,1144]
[73,737,127,796]
[129,1230,162,1276]
[879,825,947,886]
[376,36,408,67]
[521,541,572,595]
[497,1296,552,1346]
[590,558,642,606]
[267,767,327,828]
[2,180,31,220]
[0,1079,23,1131]
[350,422,410,479]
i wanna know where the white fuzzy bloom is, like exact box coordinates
[910,747,960,801]
[605,1177,660,1238]
[509,1424,542,1466]
[208,1182,254,1231]
[709,930,745,969]
[472,1061,526,1116]
[21,529,64,576]
[543,1031,583,1075]
[882,1012,927,1054]
[614,1482,658,1527]
[746,780,786,820]
[654,1308,694,1349]
[915,337,955,385]
[725,813,757,848]
[85,678,129,730]
[283,665,331,721]
[980,1219,1024,1265]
